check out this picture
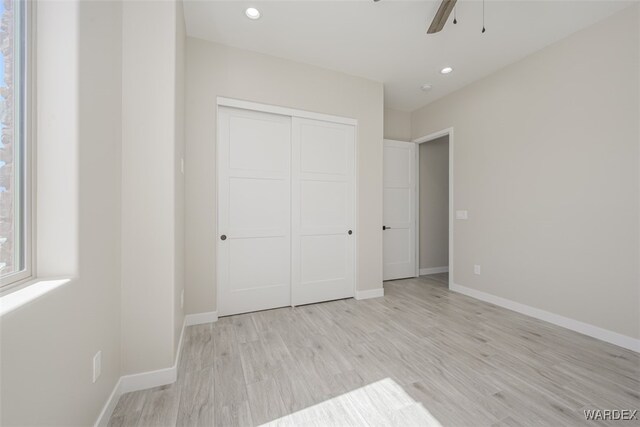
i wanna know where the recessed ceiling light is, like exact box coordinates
[440,66,453,74]
[245,7,260,20]
[420,84,432,92]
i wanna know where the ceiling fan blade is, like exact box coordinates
[427,0,458,34]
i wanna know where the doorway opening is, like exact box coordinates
[414,128,453,289]
[381,128,453,289]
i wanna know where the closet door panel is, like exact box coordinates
[300,180,348,233]
[218,107,292,316]
[228,237,289,292]
[292,118,355,306]
[228,116,290,172]
[300,235,348,282]
[300,125,349,174]
[228,178,289,237]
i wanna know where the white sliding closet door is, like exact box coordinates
[217,107,292,316]
[292,118,355,306]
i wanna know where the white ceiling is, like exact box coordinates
[184,0,633,112]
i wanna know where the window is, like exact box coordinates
[1,0,31,288]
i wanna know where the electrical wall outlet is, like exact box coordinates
[180,158,184,174]
[455,210,468,220]
[92,351,102,383]
[474,265,481,275]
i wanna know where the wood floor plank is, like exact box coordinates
[176,368,214,427]
[137,384,181,427]
[108,274,640,426]
[179,324,213,374]
[239,339,274,385]
[232,314,260,344]
[271,360,317,414]
[107,390,148,427]
[246,378,288,425]
[215,402,253,427]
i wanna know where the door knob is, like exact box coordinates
[383,225,391,230]
[220,235,227,241]
[348,230,353,235]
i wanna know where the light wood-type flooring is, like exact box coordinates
[109,274,640,426]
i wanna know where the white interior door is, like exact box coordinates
[217,107,292,316]
[292,118,355,305]
[383,139,417,281]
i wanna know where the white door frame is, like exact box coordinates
[215,97,359,313]
[413,127,454,290]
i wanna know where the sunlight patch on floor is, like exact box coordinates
[261,378,442,426]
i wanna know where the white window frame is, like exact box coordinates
[0,0,35,291]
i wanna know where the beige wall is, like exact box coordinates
[185,38,384,314]
[1,1,123,424]
[173,0,186,361]
[121,0,185,374]
[411,6,640,339]
[2,0,188,423]
[419,136,449,270]
[384,107,411,141]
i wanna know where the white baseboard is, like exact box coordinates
[451,283,640,353]
[94,309,221,426]
[419,266,449,275]
[93,377,122,427]
[94,359,181,427]
[95,310,221,425]
[119,364,178,394]
[355,288,384,300]
[185,310,218,326]
[94,321,184,426]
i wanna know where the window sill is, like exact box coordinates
[0,277,71,317]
